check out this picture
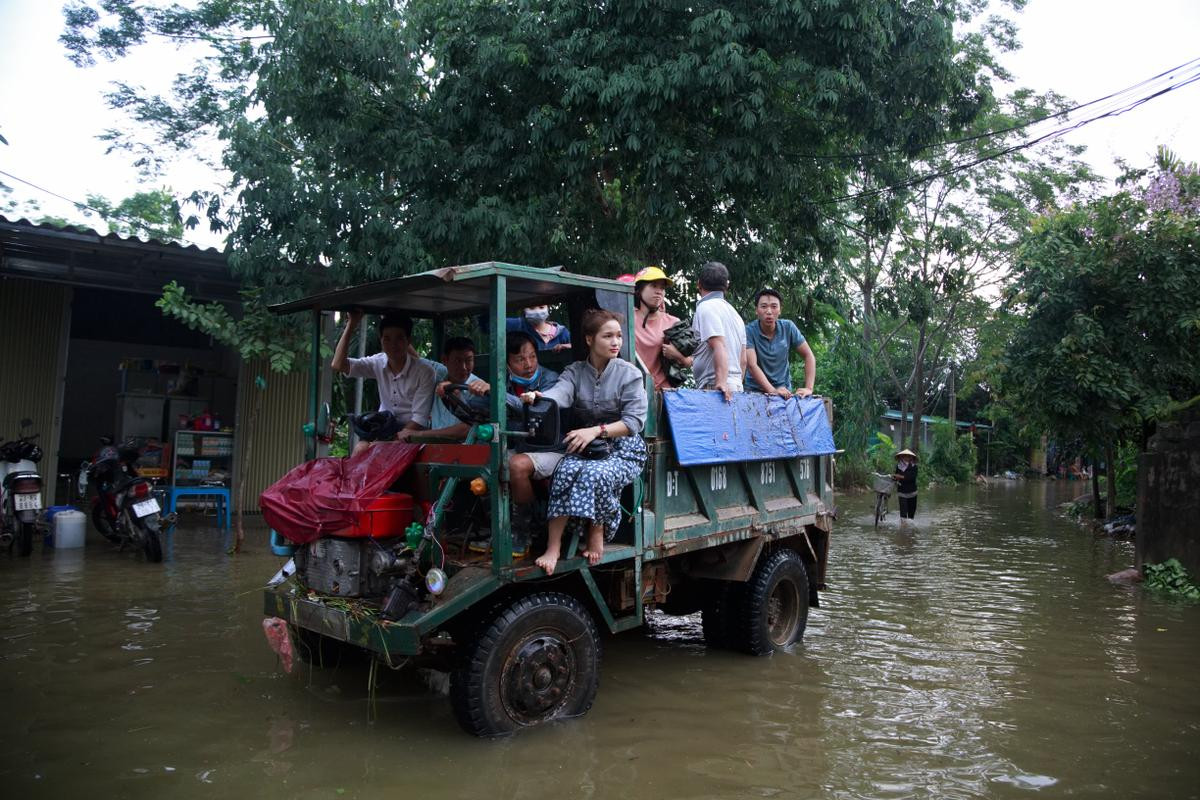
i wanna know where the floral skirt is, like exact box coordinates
[546,435,647,541]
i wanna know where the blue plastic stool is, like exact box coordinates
[168,486,232,530]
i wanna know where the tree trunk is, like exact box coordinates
[233,387,263,553]
[898,395,909,449]
[1104,442,1117,521]
[909,328,927,454]
[1090,456,1103,520]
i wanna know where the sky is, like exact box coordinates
[0,0,1198,251]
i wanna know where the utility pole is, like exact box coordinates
[948,364,957,429]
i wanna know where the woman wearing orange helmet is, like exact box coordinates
[628,266,692,390]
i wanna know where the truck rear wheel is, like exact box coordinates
[739,549,809,655]
[450,592,600,736]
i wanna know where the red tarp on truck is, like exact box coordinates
[260,443,422,544]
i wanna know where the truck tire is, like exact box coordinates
[700,580,744,650]
[450,592,600,736]
[739,549,809,655]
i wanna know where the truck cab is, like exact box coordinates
[263,262,835,735]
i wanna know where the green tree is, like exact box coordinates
[1002,150,1200,517]
[836,91,1095,454]
[82,188,185,242]
[63,0,1013,298]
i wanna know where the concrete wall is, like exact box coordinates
[1136,409,1200,578]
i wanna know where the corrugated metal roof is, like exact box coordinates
[0,214,224,254]
[882,409,992,431]
[0,214,240,303]
[269,261,634,318]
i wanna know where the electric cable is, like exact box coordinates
[821,69,1200,205]
[794,56,1200,162]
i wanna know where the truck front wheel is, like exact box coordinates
[450,592,600,736]
[739,549,809,655]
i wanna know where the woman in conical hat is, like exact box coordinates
[893,449,919,524]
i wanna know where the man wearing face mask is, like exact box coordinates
[507,305,572,352]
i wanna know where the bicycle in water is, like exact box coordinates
[871,472,896,529]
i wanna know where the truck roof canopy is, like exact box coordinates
[268,261,632,318]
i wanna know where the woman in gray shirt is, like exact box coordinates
[519,310,648,573]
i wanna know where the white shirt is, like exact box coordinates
[691,291,747,392]
[347,352,436,427]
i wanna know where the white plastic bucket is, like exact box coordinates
[53,510,87,549]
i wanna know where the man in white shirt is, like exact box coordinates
[332,310,436,453]
[690,261,747,402]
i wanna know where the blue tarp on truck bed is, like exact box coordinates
[662,390,836,466]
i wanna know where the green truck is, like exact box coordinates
[263,262,835,736]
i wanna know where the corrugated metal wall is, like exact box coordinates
[0,278,70,503]
[233,358,310,512]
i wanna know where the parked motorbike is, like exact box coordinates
[78,436,174,563]
[0,418,44,557]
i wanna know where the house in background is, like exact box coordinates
[879,408,992,455]
[0,215,314,512]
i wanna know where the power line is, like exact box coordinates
[822,69,1200,206]
[796,56,1200,162]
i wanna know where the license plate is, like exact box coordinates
[14,493,41,511]
[132,498,161,518]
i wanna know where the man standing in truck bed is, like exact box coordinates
[743,287,817,398]
[690,260,747,403]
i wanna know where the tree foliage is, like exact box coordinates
[1003,150,1200,449]
[83,188,185,241]
[63,0,1018,299]
[835,91,1095,452]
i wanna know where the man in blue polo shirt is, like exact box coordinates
[744,288,816,397]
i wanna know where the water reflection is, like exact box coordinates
[1,486,1198,799]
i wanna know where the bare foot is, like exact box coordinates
[584,529,604,566]
[534,548,560,575]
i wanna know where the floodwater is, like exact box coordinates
[2,481,1198,800]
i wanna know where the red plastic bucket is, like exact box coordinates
[350,492,415,538]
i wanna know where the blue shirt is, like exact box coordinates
[744,319,806,391]
[506,317,571,350]
[428,361,483,430]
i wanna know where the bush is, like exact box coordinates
[927,420,977,484]
[1143,559,1200,601]
[814,332,886,488]
[1114,441,1138,508]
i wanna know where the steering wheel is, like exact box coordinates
[440,383,489,424]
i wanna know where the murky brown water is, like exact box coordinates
[2,481,1198,799]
